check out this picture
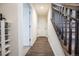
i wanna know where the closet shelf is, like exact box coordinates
[0,14,10,56]
[5,50,10,55]
[5,45,10,49]
[5,39,10,42]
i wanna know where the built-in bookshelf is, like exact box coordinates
[0,14,10,56]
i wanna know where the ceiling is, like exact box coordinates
[32,3,50,16]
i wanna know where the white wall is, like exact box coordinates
[18,4,24,56]
[31,5,38,46]
[0,3,20,56]
[37,15,48,37]
[48,6,65,56]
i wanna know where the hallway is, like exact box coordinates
[26,37,54,56]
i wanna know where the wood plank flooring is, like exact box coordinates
[26,36,54,56]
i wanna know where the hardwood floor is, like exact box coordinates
[26,36,54,56]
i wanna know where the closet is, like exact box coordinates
[0,14,10,56]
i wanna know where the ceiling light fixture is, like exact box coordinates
[40,6,44,10]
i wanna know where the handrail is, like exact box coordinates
[62,4,79,10]
[52,7,79,21]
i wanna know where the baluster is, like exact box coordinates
[75,19,79,56]
[64,16,67,46]
[59,7,62,36]
[68,18,72,54]
[61,7,64,38]
[61,14,64,40]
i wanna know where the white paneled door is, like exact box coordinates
[23,4,32,46]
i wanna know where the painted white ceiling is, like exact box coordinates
[32,3,50,16]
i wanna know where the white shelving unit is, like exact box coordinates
[0,16,10,56]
